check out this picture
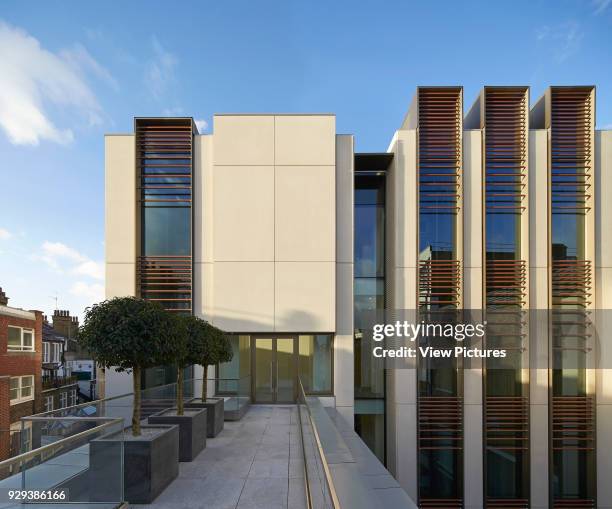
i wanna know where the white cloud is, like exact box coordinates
[34,241,103,280]
[70,281,104,301]
[162,106,184,116]
[0,20,113,146]
[0,228,12,240]
[535,22,583,63]
[195,118,208,132]
[145,37,178,100]
[42,241,87,262]
[593,0,611,14]
[61,43,119,92]
[73,260,104,280]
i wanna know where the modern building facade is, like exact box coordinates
[104,86,612,508]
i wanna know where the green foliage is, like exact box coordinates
[213,326,233,365]
[174,314,207,368]
[78,297,179,372]
[173,315,232,366]
[201,320,233,366]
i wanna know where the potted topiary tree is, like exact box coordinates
[148,314,208,461]
[185,319,233,436]
[79,297,181,504]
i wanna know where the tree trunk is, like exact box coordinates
[132,366,141,437]
[201,364,209,402]
[177,365,184,416]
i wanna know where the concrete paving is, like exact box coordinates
[133,405,306,509]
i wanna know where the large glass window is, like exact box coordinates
[298,335,332,393]
[354,168,386,464]
[143,207,191,256]
[218,335,251,393]
[354,399,385,463]
[354,279,384,324]
[486,213,520,260]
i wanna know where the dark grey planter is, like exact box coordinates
[90,424,179,505]
[185,397,224,437]
[148,407,207,462]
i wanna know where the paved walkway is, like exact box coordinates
[135,405,306,509]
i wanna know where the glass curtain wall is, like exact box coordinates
[482,87,530,507]
[354,167,386,464]
[549,87,596,507]
[416,87,464,508]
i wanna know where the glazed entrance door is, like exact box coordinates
[252,336,296,403]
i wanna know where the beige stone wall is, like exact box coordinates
[528,129,549,509]
[103,134,136,397]
[210,115,336,333]
[334,134,355,423]
[596,130,612,506]
[104,135,136,298]
[385,129,418,501]
[463,129,483,508]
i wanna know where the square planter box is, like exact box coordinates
[148,407,207,462]
[90,424,179,505]
[185,397,224,437]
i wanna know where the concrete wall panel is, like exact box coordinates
[213,165,275,261]
[274,115,335,166]
[274,261,335,332]
[275,165,335,262]
[213,262,274,332]
[213,115,274,166]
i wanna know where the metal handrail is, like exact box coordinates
[0,418,123,472]
[29,377,203,417]
[297,378,340,509]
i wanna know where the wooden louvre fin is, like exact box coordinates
[485,396,529,452]
[486,501,529,508]
[484,87,528,310]
[550,88,593,216]
[417,396,463,450]
[417,87,462,309]
[551,396,595,451]
[137,256,192,313]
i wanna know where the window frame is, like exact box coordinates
[10,421,32,454]
[9,375,35,405]
[7,326,35,352]
[52,342,61,363]
[59,391,68,408]
[44,394,54,412]
[43,342,50,363]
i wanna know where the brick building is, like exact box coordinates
[0,288,43,460]
[41,316,79,412]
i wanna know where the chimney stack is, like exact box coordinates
[0,287,8,306]
[52,309,79,339]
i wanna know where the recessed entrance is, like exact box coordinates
[252,336,297,403]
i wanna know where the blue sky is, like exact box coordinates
[0,0,610,319]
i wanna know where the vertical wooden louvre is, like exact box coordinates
[417,87,463,509]
[549,87,596,509]
[482,87,530,509]
[418,87,462,309]
[484,87,528,309]
[136,118,194,313]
